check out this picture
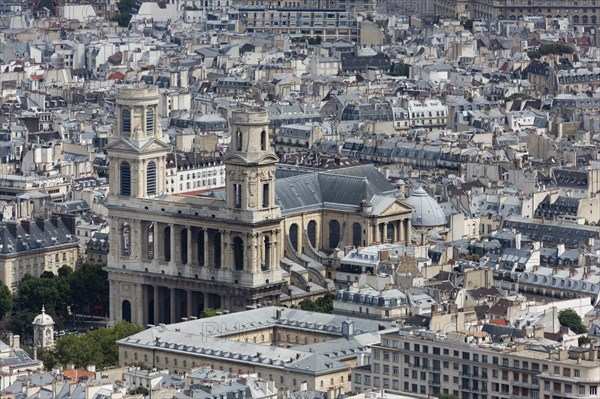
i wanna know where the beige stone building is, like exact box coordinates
[355,329,600,398]
[435,0,600,24]
[0,215,80,293]
[105,85,412,325]
[117,307,396,398]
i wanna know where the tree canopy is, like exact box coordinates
[113,0,136,27]
[43,321,143,369]
[0,282,12,320]
[558,309,587,334]
[299,293,334,314]
[527,44,573,59]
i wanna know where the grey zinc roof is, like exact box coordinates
[119,307,395,375]
[275,164,397,215]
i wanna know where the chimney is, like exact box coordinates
[515,232,521,250]
[8,334,20,349]
[342,320,354,338]
[36,218,45,231]
[21,220,30,234]
[50,214,59,228]
[86,365,96,373]
[60,214,76,235]
[6,222,17,237]
[275,309,282,320]
[557,243,565,257]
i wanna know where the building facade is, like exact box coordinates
[105,85,285,325]
[354,329,600,399]
[435,0,600,25]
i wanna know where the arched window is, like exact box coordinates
[122,300,132,322]
[592,16,597,24]
[147,161,156,196]
[289,223,299,252]
[146,223,154,260]
[260,130,267,151]
[329,219,340,249]
[146,107,154,133]
[233,237,244,271]
[122,109,131,137]
[573,15,580,24]
[122,223,131,256]
[352,222,362,247]
[307,220,317,248]
[120,161,131,196]
[583,15,588,24]
[163,225,171,262]
[236,131,242,151]
[262,236,271,271]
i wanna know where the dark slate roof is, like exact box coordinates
[0,216,77,255]
[481,324,525,342]
[275,164,397,215]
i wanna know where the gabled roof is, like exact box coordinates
[275,164,401,215]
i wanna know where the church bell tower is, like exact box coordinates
[224,109,279,217]
[106,85,170,199]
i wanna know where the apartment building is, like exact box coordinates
[165,153,225,194]
[238,8,359,41]
[435,0,600,25]
[354,329,600,399]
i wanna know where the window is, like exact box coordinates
[591,386,598,395]
[260,130,267,150]
[262,183,270,208]
[234,184,242,208]
[122,108,131,136]
[120,161,131,196]
[146,107,154,133]
[236,131,243,151]
[147,161,156,196]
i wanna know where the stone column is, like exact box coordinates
[203,228,208,266]
[187,227,193,265]
[220,230,227,269]
[170,288,177,324]
[405,219,411,244]
[135,284,143,325]
[187,290,193,317]
[383,222,389,242]
[169,223,176,264]
[109,280,117,321]
[142,284,149,326]
[153,222,160,262]
[153,286,160,324]
[204,292,210,309]
[399,220,405,243]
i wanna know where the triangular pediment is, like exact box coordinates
[376,198,414,216]
[105,137,171,154]
[140,138,172,153]
[105,138,139,152]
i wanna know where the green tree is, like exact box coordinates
[113,0,137,27]
[300,293,334,314]
[579,336,592,346]
[8,311,36,342]
[68,264,109,315]
[0,282,12,319]
[200,308,220,318]
[128,386,149,396]
[43,321,143,369]
[558,309,587,334]
[18,274,65,315]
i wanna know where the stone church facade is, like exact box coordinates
[106,85,414,326]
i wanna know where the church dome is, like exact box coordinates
[404,186,446,227]
[32,306,54,326]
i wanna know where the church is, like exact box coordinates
[105,85,413,325]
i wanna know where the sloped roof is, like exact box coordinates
[275,164,398,215]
